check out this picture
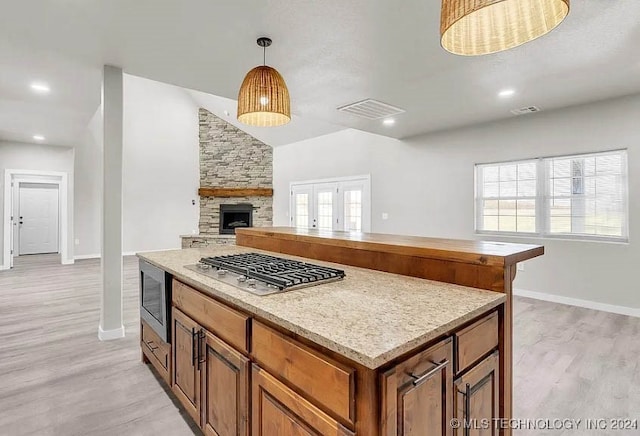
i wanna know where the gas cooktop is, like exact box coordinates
[184,252,346,296]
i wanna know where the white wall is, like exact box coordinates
[74,108,102,257]
[73,74,200,258]
[122,75,199,253]
[0,141,75,266]
[274,94,640,310]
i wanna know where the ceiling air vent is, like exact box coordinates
[510,106,541,116]
[337,99,406,120]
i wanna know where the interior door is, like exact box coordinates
[290,185,313,229]
[313,183,338,230]
[18,183,59,255]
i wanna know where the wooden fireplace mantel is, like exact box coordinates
[198,187,273,197]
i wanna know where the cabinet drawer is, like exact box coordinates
[455,311,499,374]
[251,321,356,426]
[141,319,171,384]
[172,279,249,353]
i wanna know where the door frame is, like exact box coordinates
[289,174,372,232]
[2,169,71,270]
[16,181,60,256]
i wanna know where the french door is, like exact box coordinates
[290,176,370,232]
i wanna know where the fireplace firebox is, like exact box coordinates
[219,204,253,235]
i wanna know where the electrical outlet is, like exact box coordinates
[517,263,525,271]
[382,213,389,220]
[75,239,80,245]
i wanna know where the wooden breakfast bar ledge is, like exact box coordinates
[235,227,544,434]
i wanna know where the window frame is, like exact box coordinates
[475,149,629,243]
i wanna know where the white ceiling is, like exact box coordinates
[0,0,639,147]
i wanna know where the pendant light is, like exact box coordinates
[440,0,570,56]
[237,37,291,127]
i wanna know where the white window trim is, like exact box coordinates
[475,150,629,243]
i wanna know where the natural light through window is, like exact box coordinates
[344,190,362,232]
[317,191,334,230]
[294,193,309,228]
[476,150,628,241]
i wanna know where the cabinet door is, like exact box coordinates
[251,365,353,436]
[381,338,454,436]
[172,308,201,425]
[202,331,250,436]
[454,351,499,436]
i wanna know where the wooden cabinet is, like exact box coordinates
[454,352,500,436]
[381,338,454,436]
[202,331,250,436]
[172,307,250,435]
[251,364,354,436]
[454,312,499,374]
[147,278,504,436]
[172,308,202,425]
[140,318,171,385]
[251,321,356,426]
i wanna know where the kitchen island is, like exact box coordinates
[138,231,542,436]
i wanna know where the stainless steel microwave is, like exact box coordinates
[139,259,172,343]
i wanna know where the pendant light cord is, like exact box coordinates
[263,45,266,66]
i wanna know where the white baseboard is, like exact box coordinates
[75,252,140,260]
[98,325,125,341]
[0,264,9,271]
[514,288,640,318]
[61,258,75,265]
[74,253,101,260]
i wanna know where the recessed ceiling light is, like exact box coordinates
[30,82,50,94]
[383,118,396,126]
[33,135,45,141]
[498,89,516,98]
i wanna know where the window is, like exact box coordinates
[343,189,363,232]
[475,150,628,241]
[290,176,371,232]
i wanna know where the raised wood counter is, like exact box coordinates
[236,227,544,436]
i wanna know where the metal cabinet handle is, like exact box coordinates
[407,359,450,387]
[147,340,158,351]
[191,328,197,366]
[464,382,471,436]
[197,329,206,369]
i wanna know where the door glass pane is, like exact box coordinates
[344,190,362,231]
[317,191,333,230]
[294,193,309,228]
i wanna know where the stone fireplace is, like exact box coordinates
[181,108,272,248]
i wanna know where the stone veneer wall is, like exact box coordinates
[199,108,273,234]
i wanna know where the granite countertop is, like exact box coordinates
[138,246,506,369]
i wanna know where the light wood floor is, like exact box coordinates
[1,255,638,435]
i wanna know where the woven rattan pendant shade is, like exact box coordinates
[441,0,570,56]
[237,65,291,127]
